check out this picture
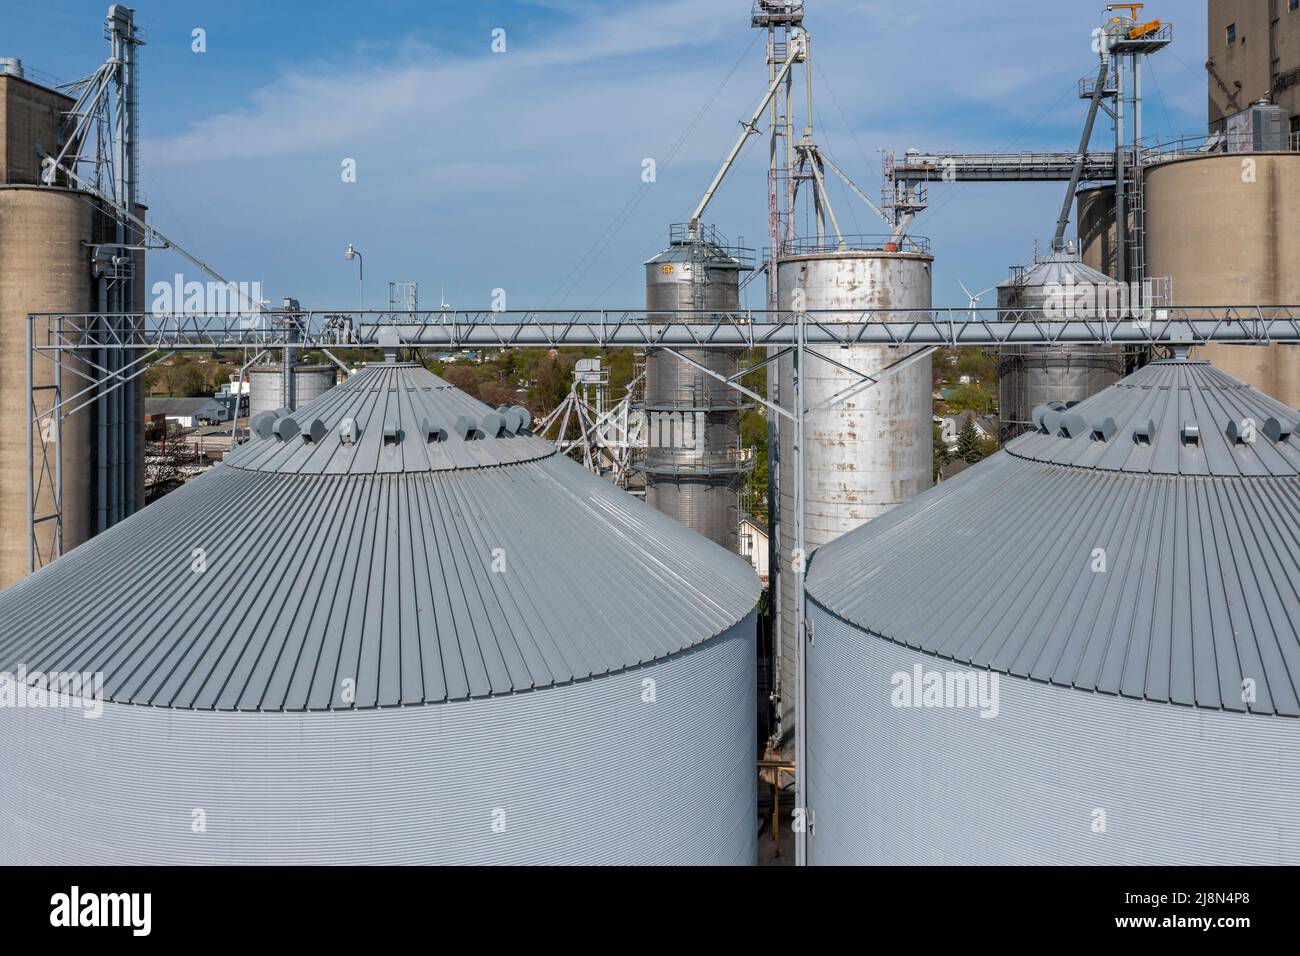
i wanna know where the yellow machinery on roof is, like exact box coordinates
[1106,3,1162,41]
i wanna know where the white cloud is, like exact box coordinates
[138,0,1213,309]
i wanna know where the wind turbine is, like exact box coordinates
[958,280,998,322]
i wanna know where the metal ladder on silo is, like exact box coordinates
[1124,145,1146,284]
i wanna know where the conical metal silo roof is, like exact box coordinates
[996,249,1121,312]
[0,360,760,711]
[806,355,1300,716]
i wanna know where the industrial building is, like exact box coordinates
[0,0,1298,871]
[0,346,761,864]
[804,354,1300,864]
[1207,0,1300,136]
[0,65,100,586]
[0,9,146,588]
[1144,148,1300,407]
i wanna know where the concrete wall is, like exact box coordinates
[770,251,933,757]
[806,602,1300,865]
[0,186,94,589]
[0,74,73,186]
[0,618,757,865]
[1144,152,1300,407]
[1077,185,1118,278]
[1208,0,1300,132]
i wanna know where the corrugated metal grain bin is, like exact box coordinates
[0,356,761,865]
[996,249,1126,442]
[803,355,1300,865]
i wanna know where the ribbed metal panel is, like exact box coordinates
[805,612,1300,865]
[0,457,759,711]
[772,250,933,754]
[645,474,739,550]
[642,238,747,552]
[0,357,759,864]
[0,617,756,865]
[0,362,761,709]
[1009,359,1300,476]
[807,357,1300,716]
[807,448,1300,715]
[229,363,549,476]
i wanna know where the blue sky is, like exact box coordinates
[10,0,1211,311]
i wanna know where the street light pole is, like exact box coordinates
[345,243,364,312]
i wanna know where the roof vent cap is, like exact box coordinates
[1059,412,1087,438]
[1181,420,1200,446]
[250,411,279,440]
[383,419,401,446]
[1226,418,1256,445]
[456,415,484,440]
[1031,405,1051,433]
[273,416,301,442]
[420,417,447,443]
[482,411,509,438]
[1263,416,1294,443]
[304,419,327,444]
[1091,417,1118,442]
[339,417,359,445]
[1133,419,1155,445]
[506,405,531,434]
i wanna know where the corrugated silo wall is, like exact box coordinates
[771,252,933,757]
[0,186,95,589]
[805,601,1300,865]
[1144,153,1300,407]
[643,256,744,552]
[248,366,337,417]
[996,278,1125,441]
[0,614,757,865]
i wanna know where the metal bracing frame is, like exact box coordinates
[538,370,644,487]
[31,307,1300,350]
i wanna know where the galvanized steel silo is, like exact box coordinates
[771,247,933,754]
[0,356,761,865]
[997,249,1127,442]
[804,355,1300,865]
[248,363,337,416]
[642,225,751,552]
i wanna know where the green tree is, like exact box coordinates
[944,383,994,416]
[932,421,951,482]
[957,416,984,463]
[741,408,769,521]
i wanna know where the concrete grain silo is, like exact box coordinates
[0,69,98,588]
[1144,152,1300,408]
[771,246,933,755]
[0,351,761,865]
[1076,185,1119,278]
[803,354,1300,865]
